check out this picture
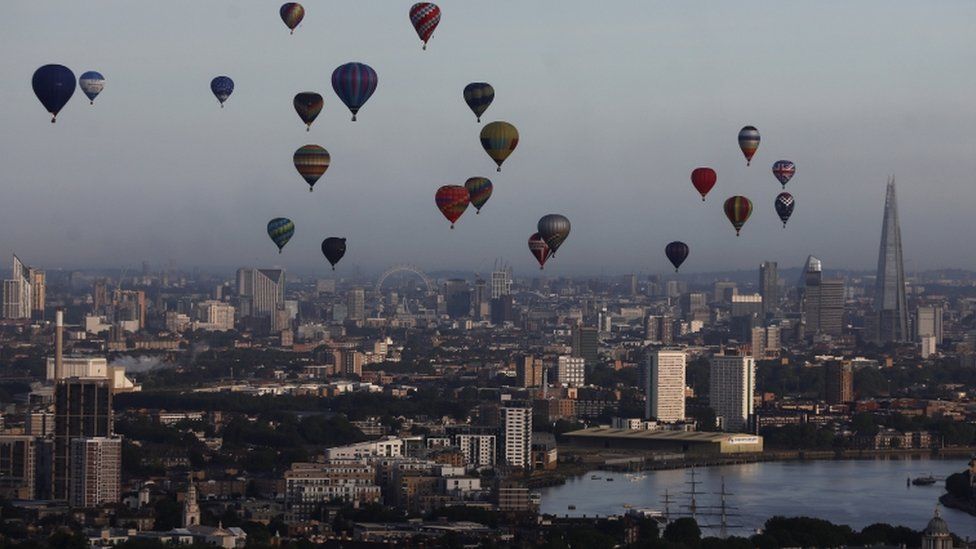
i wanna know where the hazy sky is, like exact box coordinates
[1,1,974,277]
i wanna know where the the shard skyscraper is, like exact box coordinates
[874,177,908,343]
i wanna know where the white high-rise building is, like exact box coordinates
[709,355,755,432]
[645,350,686,422]
[69,437,121,508]
[499,405,532,469]
[915,306,943,345]
[556,356,585,387]
[2,255,31,320]
[193,300,236,331]
[237,268,285,330]
[454,433,496,468]
[490,270,511,300]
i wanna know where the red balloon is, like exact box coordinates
[528,233,552,270]
[723,195,753,236]
[409,3,441,50]
[435,185,469,228]
[691,167,717,201]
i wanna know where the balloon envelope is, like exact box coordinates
[294,92,323,130]
[665,241,689,272]
[775,192,795,227]
[435,185,470,228]
[537,214,571,254]
[332,63,378,121]
[690,167,717,201]
[409,3,441,49]
[280,3,305,32]
[464,177,493,213]
[32,64,76,122]
[772,160,796,188]
[78,71,104,105]
[528,233,552,269]
[267,218,295,253]
[211,76,234,106]
[463,82,494,122]
[321,237,347,270]
[480,121,519,171]
[738,126,760,165]
[723,196,753,236]
[293,145,331,191]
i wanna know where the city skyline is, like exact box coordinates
[2,2,975,274]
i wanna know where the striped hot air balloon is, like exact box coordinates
[772,160,796,188]
[464,177,493,214]
[775,192,795,227]
[267,218,295,253]
[280,3,305,33]
[738,126,760,166]
[435,185,470,228]
[480,121,519,172]
[331,62,377,121]
[528,233,552,270]
[293,145,330,191]
[463,82,494,122]
[724,196,753,236]
[409,3,441,50]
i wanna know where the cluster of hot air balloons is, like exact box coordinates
[529,214,571,269]
[31,65,105,122]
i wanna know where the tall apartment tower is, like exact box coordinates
[498,404,532,469]
[708,355,755,432]
[237,268,286,330]
[69,437,121,507]
[346,287,366,322]
[571,325,599,368]
[515,356,543,388]
[645,350,686,423]
[802,256,845,338]
[556,356,586,387]
[490,269,511,300]
[915,306,943,345]
[759,261,778,321]
[874,177,908,343]
[53,379,113,500]
[824,362,854,404]
[2,255,31,320]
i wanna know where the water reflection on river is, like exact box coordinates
[539,458,976,539]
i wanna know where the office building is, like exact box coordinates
[237,268,286,331]
[490,269,511,300]
[709,355,755,432]
[645,350,686,423]
[824,362,853,404]
[2,255,31,320]
[515,356,543,388]
[113,289,147,330]
[731,294,763,318]
[680,292,709,321]
[751,326,781,359]
[0,435,37,499]
[346,287,366,322]
[499,404,532,469]
[759,261,778,321]
[556,356,585,387]
[472,278,489,320]
[874,177,909,343]
[444,279,471,318]
[645,315,675,344]
[802,256,845,338]
[490,295,514,325]
[193,300,235,331]
[69,437,121,508]
[53,379,113,500]
[713,281,738,303]
[915,306,943,345]
[333,349,364,377]
[284,462,381,522]
[571,325,599,368]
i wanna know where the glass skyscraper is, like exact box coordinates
[874,177,908,343]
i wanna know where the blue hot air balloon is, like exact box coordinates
[331,63,377,121]
[78,71,105,105]
[267,218,295,253]
[32,64,76,123]
[210,76,234,108]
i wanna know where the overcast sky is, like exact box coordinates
[1,1,974,278]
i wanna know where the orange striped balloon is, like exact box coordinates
[724,195,753,236]
[293,145,330,191]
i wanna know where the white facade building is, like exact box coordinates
[709,355,755,432]
[646,350,686,423]
[454,433,496,468]
[556,356,586,387]
[499,406,532,469]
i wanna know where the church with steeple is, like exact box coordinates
[182,480,200,528]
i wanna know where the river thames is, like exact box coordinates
[538,458,976,539]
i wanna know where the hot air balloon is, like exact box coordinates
[321,237,346,270]
[665,241,689,272]
[772,160,796,189]
[528,233,552,270]
[723,196,753,236]
[294,92,323,131]
[480,121,518,172]
[331,63,377,121]
[78,71,104,105]
[463,82,493,122]
[210,76,234,107]
[691,167,717,201]
[775,192,795,227]
[409,3,441,50]
[280,3,304,34]
[267,218,295,253]
[435,186,470,229]
[738,126,760,166]
[293,145,330,191]
[464,177,493,214]
[537,214,571,255]
[32,64,75,123]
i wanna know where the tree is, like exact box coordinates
[663,518,701,547]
